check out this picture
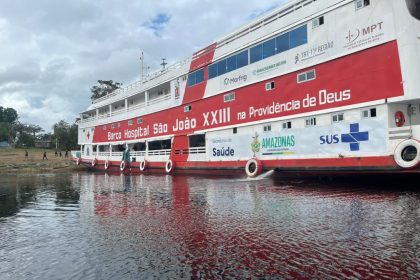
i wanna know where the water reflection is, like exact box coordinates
[0,173,419,279]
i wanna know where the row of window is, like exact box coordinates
[102,117,144,130]
[229,108,377,134]
[186,0,372,88]
[188,24,308,87]
[103,107,376,131]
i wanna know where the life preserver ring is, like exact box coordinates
[139,160,147,171]
[104,160,109,170]
[120,160,129,172]
[245,158,263,177]
[76,157,81,166]
[91,158,97,167]
[394,139,420,168]
[165,160,174,173]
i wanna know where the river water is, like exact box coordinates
[0,172,418,279]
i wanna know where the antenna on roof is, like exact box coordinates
[161,58,167,69]
[139,51,150,80]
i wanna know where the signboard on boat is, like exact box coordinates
[207,119,386,160]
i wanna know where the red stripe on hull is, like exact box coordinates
[76,156,420,174]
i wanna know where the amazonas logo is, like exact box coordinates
[320,123,369,151]
[260,135,296,156]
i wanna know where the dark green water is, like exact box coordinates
[0,173,419,279]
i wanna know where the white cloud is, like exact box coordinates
[0,0,286,132]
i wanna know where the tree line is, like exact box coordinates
[0,106,78,150]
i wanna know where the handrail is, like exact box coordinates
[91,57,190,104]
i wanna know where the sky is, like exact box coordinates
[0,0,286,132]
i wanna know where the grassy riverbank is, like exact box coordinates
[0,148,85,173]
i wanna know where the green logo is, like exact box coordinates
[251,133,261,157]
[262,135,295,149]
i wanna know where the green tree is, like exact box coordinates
[53,120,78,150]
[0,107,18,124]
[0,107,18,142]
[90,80,122,101]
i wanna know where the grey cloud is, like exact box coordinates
[0,0,285,131]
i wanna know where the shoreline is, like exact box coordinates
[0,148,86,173]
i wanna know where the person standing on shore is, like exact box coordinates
[55,150,58,157]
[43,151,48,160]
[65,150,68,158]
[25,150,28,160]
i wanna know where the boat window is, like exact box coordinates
[265,81,275,91]
[312,16,324,28]
[236,50,249,68]
[362,108,377,118]
[282,121,292,129]
[250,44,263,64]
[184,105,192,112]
[187,68,205,87]
[356,0,370,10]
[148,139,171,150]
[263,38,276,59]
[217,60,227,76]
[196,69,204,84]
[224,92,235,102]
[209,63,218,79]
[226,55,237,73]
[208,24,308,80]
[332,113,344,123]
[305,117,317,127]
[297,69,316,83]
[133,142,146,151]
[189,134,206,148]
[290,25,308,48]
[276,33,289,53]
[263,124,272,132]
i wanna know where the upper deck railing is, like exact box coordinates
[92,57,191,104]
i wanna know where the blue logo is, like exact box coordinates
[341,123,369,151]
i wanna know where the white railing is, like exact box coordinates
[147,149,171,156]
[131,151,146,157]
[110,109,125,117]
[128,102,146,112]
[147,94,171,106]
[92,57,190,104]
[189,147,206,154]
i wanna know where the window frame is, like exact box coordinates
[263,124,272,132]
[297,69,316,84]
[224,92,235,103]
[356,0,370,10]
[184,105,192,112]
[362,108,377,119]
[282,121,292,130]
[332,112,344,123]
[305,117,317,127]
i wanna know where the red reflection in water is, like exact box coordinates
[92,174,419,279]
